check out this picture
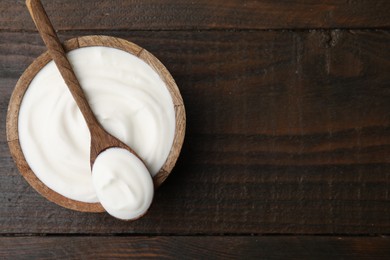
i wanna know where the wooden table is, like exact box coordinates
[1,0,390,258]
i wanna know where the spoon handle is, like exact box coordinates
[26,0,99,129]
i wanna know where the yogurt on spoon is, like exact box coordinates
[92,148,154,220]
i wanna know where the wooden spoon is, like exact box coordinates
[26,0,144,167]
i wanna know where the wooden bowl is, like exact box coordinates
[6,35,186,213]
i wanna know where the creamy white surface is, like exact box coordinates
[18,46,175,203]
[92,148,154,220]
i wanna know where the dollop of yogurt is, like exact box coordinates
[92,148,154,220]
[18,46,175,203]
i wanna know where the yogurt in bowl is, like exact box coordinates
[7,35,186,212]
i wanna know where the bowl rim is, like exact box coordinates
[6,35,186,213]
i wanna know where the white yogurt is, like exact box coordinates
[92,148,154,220]
[18,46,175,203]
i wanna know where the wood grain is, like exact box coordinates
[0,29,389,234]
[1,0,390,31]
[1,236,390,259]
[1,0,390,258]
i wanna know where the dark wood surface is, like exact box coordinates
[1,0,390,30]
[1,236,390,259]
[1,0,390,258]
